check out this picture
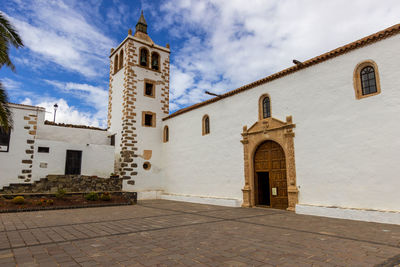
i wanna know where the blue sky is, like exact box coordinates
[1,0,400,127]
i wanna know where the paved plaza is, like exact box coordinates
[0,200,398,266]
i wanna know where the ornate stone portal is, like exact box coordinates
[241,116,299,211]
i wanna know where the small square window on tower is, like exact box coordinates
[144,80,155,98]
[144,114,152,126]
[142,111,156,127]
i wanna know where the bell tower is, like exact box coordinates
[107,11,170,193]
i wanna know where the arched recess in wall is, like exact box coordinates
[353,60,381,99]
[202,115,210,135]
[114,54,119,74]
[139,47,149,67]
[119,49,124,70]
[258,94,271,120]
[163,126,169,143]
[151,52,160,71]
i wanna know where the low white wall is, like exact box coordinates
[160,193,242,207]
[296,204,400,225]
[137,190,164,200]
[37,125,110,145]
[32,139,114,180]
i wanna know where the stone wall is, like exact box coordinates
[0,175,123,194]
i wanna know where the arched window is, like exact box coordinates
[151,52,160,71]
[258,94,271,120]
[163,126,169,143]
[139,47,149,67]
[202,115,210,135]
[262,97,271,119]
[360,66,377,95]
[119,49,124,70]
[114,54,119,74]
[353,60,381,99]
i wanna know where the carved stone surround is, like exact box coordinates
[241,116,299,211]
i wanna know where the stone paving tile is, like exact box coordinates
[137,199,232,213]
[0,200,398,266]
[238,210,400,247]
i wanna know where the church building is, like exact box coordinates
[1,13,399,225]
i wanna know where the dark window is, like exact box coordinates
[151,52,159,71]
[119,49,124,69]
[145,83,154,96]
[110,135,115,146]
[140,48,148,67]
[164,126,169,142]
[114,54,119,74]
[262,97,271,118]
[38,147,49,153]
[360,66,377,95]
[144,114,153,126]
[0,127,11,152]
[204,116,210,134]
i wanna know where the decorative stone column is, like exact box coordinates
[241,126,251,207]
[284,116,299,211]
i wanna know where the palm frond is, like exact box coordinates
[0,81,13,131]
[0,42,14,70]
[0,12,23,49]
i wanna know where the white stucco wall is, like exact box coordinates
[37,125,111,145]
[32,124,114,180]
[1,105,115,188]
[0,104,44,186]
[161,34,400,214]
[109,64,124,170]
[129,45,169,193]
[32,139,114,180]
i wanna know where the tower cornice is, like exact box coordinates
[109,35,170,58]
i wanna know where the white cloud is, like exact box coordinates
[44,80,108,110]
[106,0,131,27]
[1,78,22,90]
[5,1,115,78]
[155,0,400,110]
[11,79,109,127]
[43,80,108,125]
[21,98,105,128]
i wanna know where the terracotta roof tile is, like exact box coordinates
[44,121,106,131]
[163,23,400,121]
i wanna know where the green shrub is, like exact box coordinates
[47,199,54,205]
[12,196,25,205]
[55,189,66,199]
[100,192,111,201]
[85,192,99,201]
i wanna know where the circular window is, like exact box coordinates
[143,161,151,170]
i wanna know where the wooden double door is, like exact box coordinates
[254,141,288,210]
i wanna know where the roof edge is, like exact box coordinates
[163,22,400,121]
[44,121,107,131]
[8,103,46,111]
